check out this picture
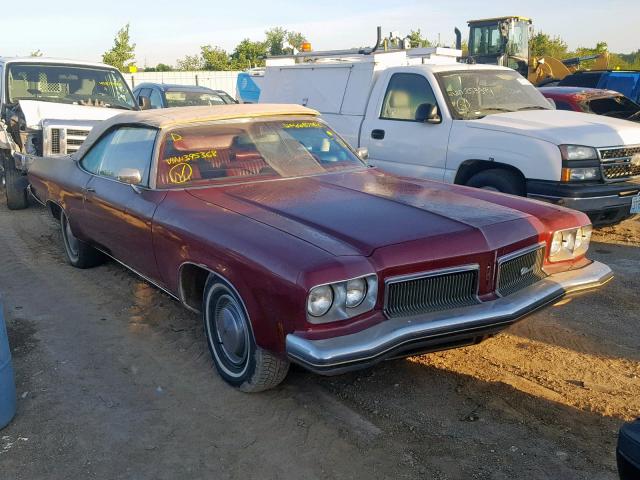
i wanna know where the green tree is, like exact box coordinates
[264,27,288,56]
[155,63,174,72]
[529,31,568,59]
[30,49,43,57]
[407,29,431,48]
[102,23,136,71]
[231,39,267,69]
[201,45,232,70]
[286,31,308,53]
[176,54,203,71]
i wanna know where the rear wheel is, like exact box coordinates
[60,211,104,268]
[2,152,28,210]
[203,275,289,392]
[466,169,526,196]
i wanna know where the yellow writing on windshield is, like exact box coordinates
[168,163,193,184]
[282,121,322,129]
[165,149,217,165]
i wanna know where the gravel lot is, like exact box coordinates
[0,196,638,479]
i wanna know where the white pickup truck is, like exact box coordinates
[260,48,640,226]
[0,57,138,209]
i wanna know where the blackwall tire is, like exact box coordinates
[466,169,526,196]
[203,275,289,393]
[60,211,104,268]
[2,154,28,210]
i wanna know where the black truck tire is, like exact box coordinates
[466,169,526,196]
[1,152,29,210]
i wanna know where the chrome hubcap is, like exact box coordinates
[64,217,79,257]
[214,294,247,365]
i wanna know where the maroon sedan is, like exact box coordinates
[539,86,640,122]
[27,104,612,392]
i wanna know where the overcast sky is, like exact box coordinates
[3,0,639,66]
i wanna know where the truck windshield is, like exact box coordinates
[6,63,136,110]
[436,70,551,120]
[156,118,365,188]
[584,95,640,120]
[165,91,228,107]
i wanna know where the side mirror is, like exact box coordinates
[116,168,142,185]
[138,95,151,110]
[546,97,557,109]
[356,147,369,161]
[415,103,442,124]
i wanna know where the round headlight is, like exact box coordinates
[346,278,367,308]
[307,285,333,317]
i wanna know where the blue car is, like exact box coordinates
[559,70,640,104]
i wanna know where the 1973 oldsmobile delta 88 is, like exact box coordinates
[27,104,613,392]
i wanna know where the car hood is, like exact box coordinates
[465,110,640,147]
[187,170,542,257]
[18,100,124,129]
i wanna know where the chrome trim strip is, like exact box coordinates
[497,242,545,265]
[26,184,46,206]
[527,193,628,201]
[286,261,613,375]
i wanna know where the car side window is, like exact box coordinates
[149,89,163,109]
[81,127,156,185]
[381,73,438,121]
[80,129,117,174]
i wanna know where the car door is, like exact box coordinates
[79,126,166,280]
[361,71,451,181]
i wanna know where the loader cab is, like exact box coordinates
[467,16,531,77]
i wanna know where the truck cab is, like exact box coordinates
[260,48,640,226]
[0,57,137,209]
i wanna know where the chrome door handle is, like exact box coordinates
[81,187,96,193]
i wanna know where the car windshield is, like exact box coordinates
[165,90,229,107]
[156,118,365,188]
[6,63,136,109]
[437,70,552,120]
[584,95,640,119]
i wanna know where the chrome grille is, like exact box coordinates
[50,128,61,154]
[600,146,640,160]
[497,245,547,297]
[384,266,479,318]
[64,128,90,153]
[599,146,640,180]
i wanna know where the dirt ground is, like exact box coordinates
[0,196,638,480]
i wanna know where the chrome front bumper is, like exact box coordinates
[286,261,613,375]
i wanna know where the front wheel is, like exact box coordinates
[203,275,289,392]
[2,153,28,210]
[60,211,104,268]
[466,168,526,196]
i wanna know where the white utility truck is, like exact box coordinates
[260,46,640,226]
[0,57,138,209]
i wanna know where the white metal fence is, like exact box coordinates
[125,71,241,97]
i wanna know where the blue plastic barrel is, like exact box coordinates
[0,302,16,429]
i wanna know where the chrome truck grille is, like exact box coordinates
[496,245,547,297]
[384,266,480,318]
[383,245,548,318]
[599,146,640,181]
[42,121,93,156]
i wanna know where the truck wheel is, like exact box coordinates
[466,169,525,196]
[2,154,28,210]
[203,275,289,392]
[60,211,104,268]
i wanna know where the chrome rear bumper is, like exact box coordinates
[286,261,613,375]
